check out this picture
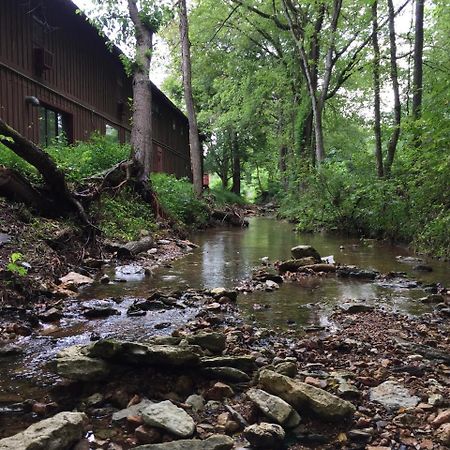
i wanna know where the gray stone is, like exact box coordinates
[112,399,153,421]
[59,272,94,290]
[200,355,256,373]
[0,411,87,450]
[186,332,226,354]
[56,345,110,381]
[201,366,250,382]
[278,258,318,273]
[115,264,146,281]
[185,394,205,413]
[0,233,11,246]
[88,340,200,367]
[210,288,238,301]
[142,400,195,438]
[369,381,420,410]
[133,434,234,450]
[244,422,285,449]
[339,303,374,314]
[291,245,321,261]
[246,388,299,426]
[259,369,355,421]
[274,361,297,377]
[0,343,23,357]
[81,300,120,318]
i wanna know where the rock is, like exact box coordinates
[436,423,450,446]
[432,409,450,427]
[246,388,300,427]
[244,423,285,449]
[0,411,87,449]
[252,270,283,284]
[157,239,171,245]
[210,288,238,302]
[413,264,433,272]
[133,434,234,450]
[274,361,297,377]
[59,272,94,291]
[112,399,153,422]
[56,345,111,381]
[81,300,120,318]
[200,355,256,373]
[396,256,424,264]
[135,425,162,444]
[259,369,355,421]
[396,340,450,363]
[265,280,280,290]
[0,233,11,246]
[339,303,374,314]
[142,400,195,438]
[115,264,146,281]
[205,382,234,401]
[337,267,378,280]
[337,380,360,400]
[201,366,250,382]
[39,307,62,322]
[291,245,321,261]
[100,274,110,284]
[278,258,318,273]
[88,340,200,367]
[187,332,226,354]
[420,294,445,304]
[0,343,24,357]
[369,381,420,410]
[185,394,205,413]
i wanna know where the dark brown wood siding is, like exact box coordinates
[0,0,191,179]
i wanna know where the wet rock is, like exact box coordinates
[0,411,87,449]
[210,288,238,302]
[82,300,120,318]
[420,294,445,304]
[56,345,111,381]
[413,264,433,272]
[291,245,321,261]
[200,355,257,373]
[246,388,300,427]
[142,400,195,438]
[201,366,250,382]
[259,369,355,421]
[252,270,283,284]
[396,256,424,264]
[115,264,146,281]
[187,332,226,354]
[133,434,234,450]
[339,303,374,314]
[205,382,234,401]
[59,272,94,291]
[337,267,378,280]
[0,342,24,357]
[135,425,162,444]
[100,274,110,284]
[185,394,205,413]
[38,307,62,322]
[278,257,317,273]
[112,399,153,422]
[369,381,420,410]
[88,340,200,367]
[244,422,285,449]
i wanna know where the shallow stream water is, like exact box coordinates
[0,216,449,427]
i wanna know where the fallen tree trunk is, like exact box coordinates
[0,119,93,228]
[0,166,55,214]
[116,236,155,259]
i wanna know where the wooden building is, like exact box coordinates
[0,0,192,178]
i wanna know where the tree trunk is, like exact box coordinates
[385,0,402,176]
[372,0,384,178]
[279,145,288,189]
[179,0,203,196]
[412,0,424,121]
[231,132,240,196]
[127,0,154,183]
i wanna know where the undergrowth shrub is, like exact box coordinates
[208,188,246,206]
[151,173,209,227]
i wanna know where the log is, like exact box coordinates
[116,236,155,259]
[0,166,55,214]
[0,119,94,228]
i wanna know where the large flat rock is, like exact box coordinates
[370,381,420,410]
[259,369,355,421]
[134,434,234,450]
[0,411,87,450]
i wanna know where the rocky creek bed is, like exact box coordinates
[0,241,449,450]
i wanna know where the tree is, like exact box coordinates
[412,0,425,121]
[85,0,171,185]
[179,0,203,195]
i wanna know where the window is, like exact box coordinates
[38,106,70,147]
[105,124,119,142]
[124,130,131,144]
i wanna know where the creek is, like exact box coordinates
[0,216,449,431]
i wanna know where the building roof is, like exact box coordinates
[61,0,187,123]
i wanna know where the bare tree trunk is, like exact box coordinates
[231,132,240,196]
[412,0,424,121]
[279,145,288,189]
[127,0,154,183]
[385,0,402,176]
[179,0,203,196]
[372,0,384,178]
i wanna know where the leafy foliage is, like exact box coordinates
[6,252,28,277]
